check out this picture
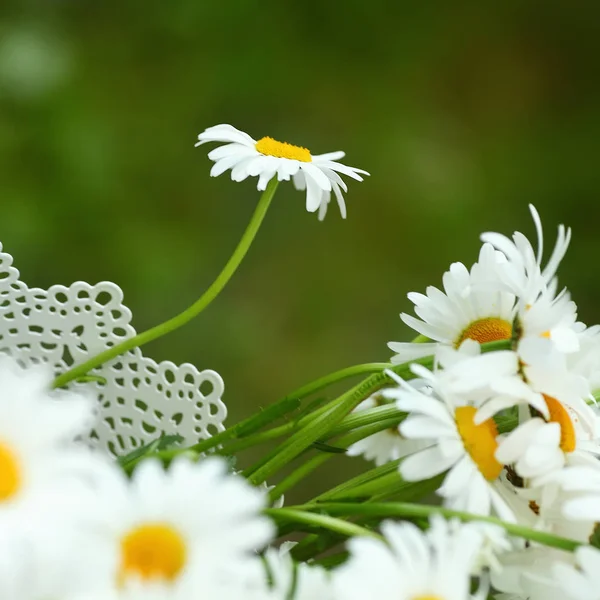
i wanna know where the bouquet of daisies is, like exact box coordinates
[1,123,599,600]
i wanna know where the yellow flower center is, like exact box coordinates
[543,395,576,453]
[455,406,503,480]
[456,317,512,347]
[0,442,21,501]
[255,136,312,162]
[120,523,187,583]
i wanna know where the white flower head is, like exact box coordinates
[346,393,433,466]
[555,545,600,600]
[196,124,369,220]
[389,243,515,364]
[385,355,519,520]
[334,516,487,600]
[552,464,600,523]
[263,543,333,600]
[75,456,275,595]
[492,546,573,600]
[0,357,97,513]
[480,204,571,306]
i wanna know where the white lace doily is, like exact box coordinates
[0,242,227,455]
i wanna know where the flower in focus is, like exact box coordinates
[0,357,96,514]
[481,204,571,307]
[388,243,515,364]
[78,457,274,596]
[195,124,369,220]
[333,516,488,600]
[385,350,529,519]
[346,393,433,466]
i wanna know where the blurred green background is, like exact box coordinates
[2,1,599,500]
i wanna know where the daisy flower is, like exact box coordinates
[0,357,97,514]
[389,243,515,364]
[552,464,600,523]
[555,545,600,600]
[346,393,433,466]
[333,516,488,600]
[385,350,533,519]
[195,124,369,220]
[76,456,274,596]
[492,546,573,600]
[481,205,580,353]
[494,471,596,543]
[263,543,334,600]
[481,204,571,306]
[495,337,600,484]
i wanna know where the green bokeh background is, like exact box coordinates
[2,1,599,500]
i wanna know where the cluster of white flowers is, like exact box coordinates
[349,205,600,599]
[0,356,508,600]
[4,125,600,600]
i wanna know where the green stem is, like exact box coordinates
[264,507,381,540]
[267,415,406,502]
[285,362,392,401]
[249,375,386,486]
[297,502,582,552]
[220,402,404,457]
[52,180,280,389]
[256,340,514,496]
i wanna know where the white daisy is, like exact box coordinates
[263,543,333,600]
[389,243,515,364]
[555,545,600,600]
[481,204,571,306]
[333,516,488,600]
[386,357,518,519]
[494,472,596,543]
[75,456,275,595]
[552,464,600,523]
[195,124,369,220]
[495,338,600,484]
[492,546,573,600]
[0,357,97,514]
[346,393,433,466]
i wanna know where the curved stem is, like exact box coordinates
[286,362,392,401]
[296,502,582,552]
[53,180,279,389]
[264,507,381,540]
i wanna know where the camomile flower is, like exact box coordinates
[77,456,274,596]
[389,243,515,364]
[555,545,600,600]
[196,124,369,220]
[386,356,518,520]
[494,471,596,544]
[0,357,97,514]
[333,516,488,600]
[480,205,581,353]
[495,338,600,484]
[262,543,334,600]
[384,343,556,519]
[551,464,600,523]
[480,204,571,306]
[495,404,600,485]
[346,393,433,466]
[492,546,573,600]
